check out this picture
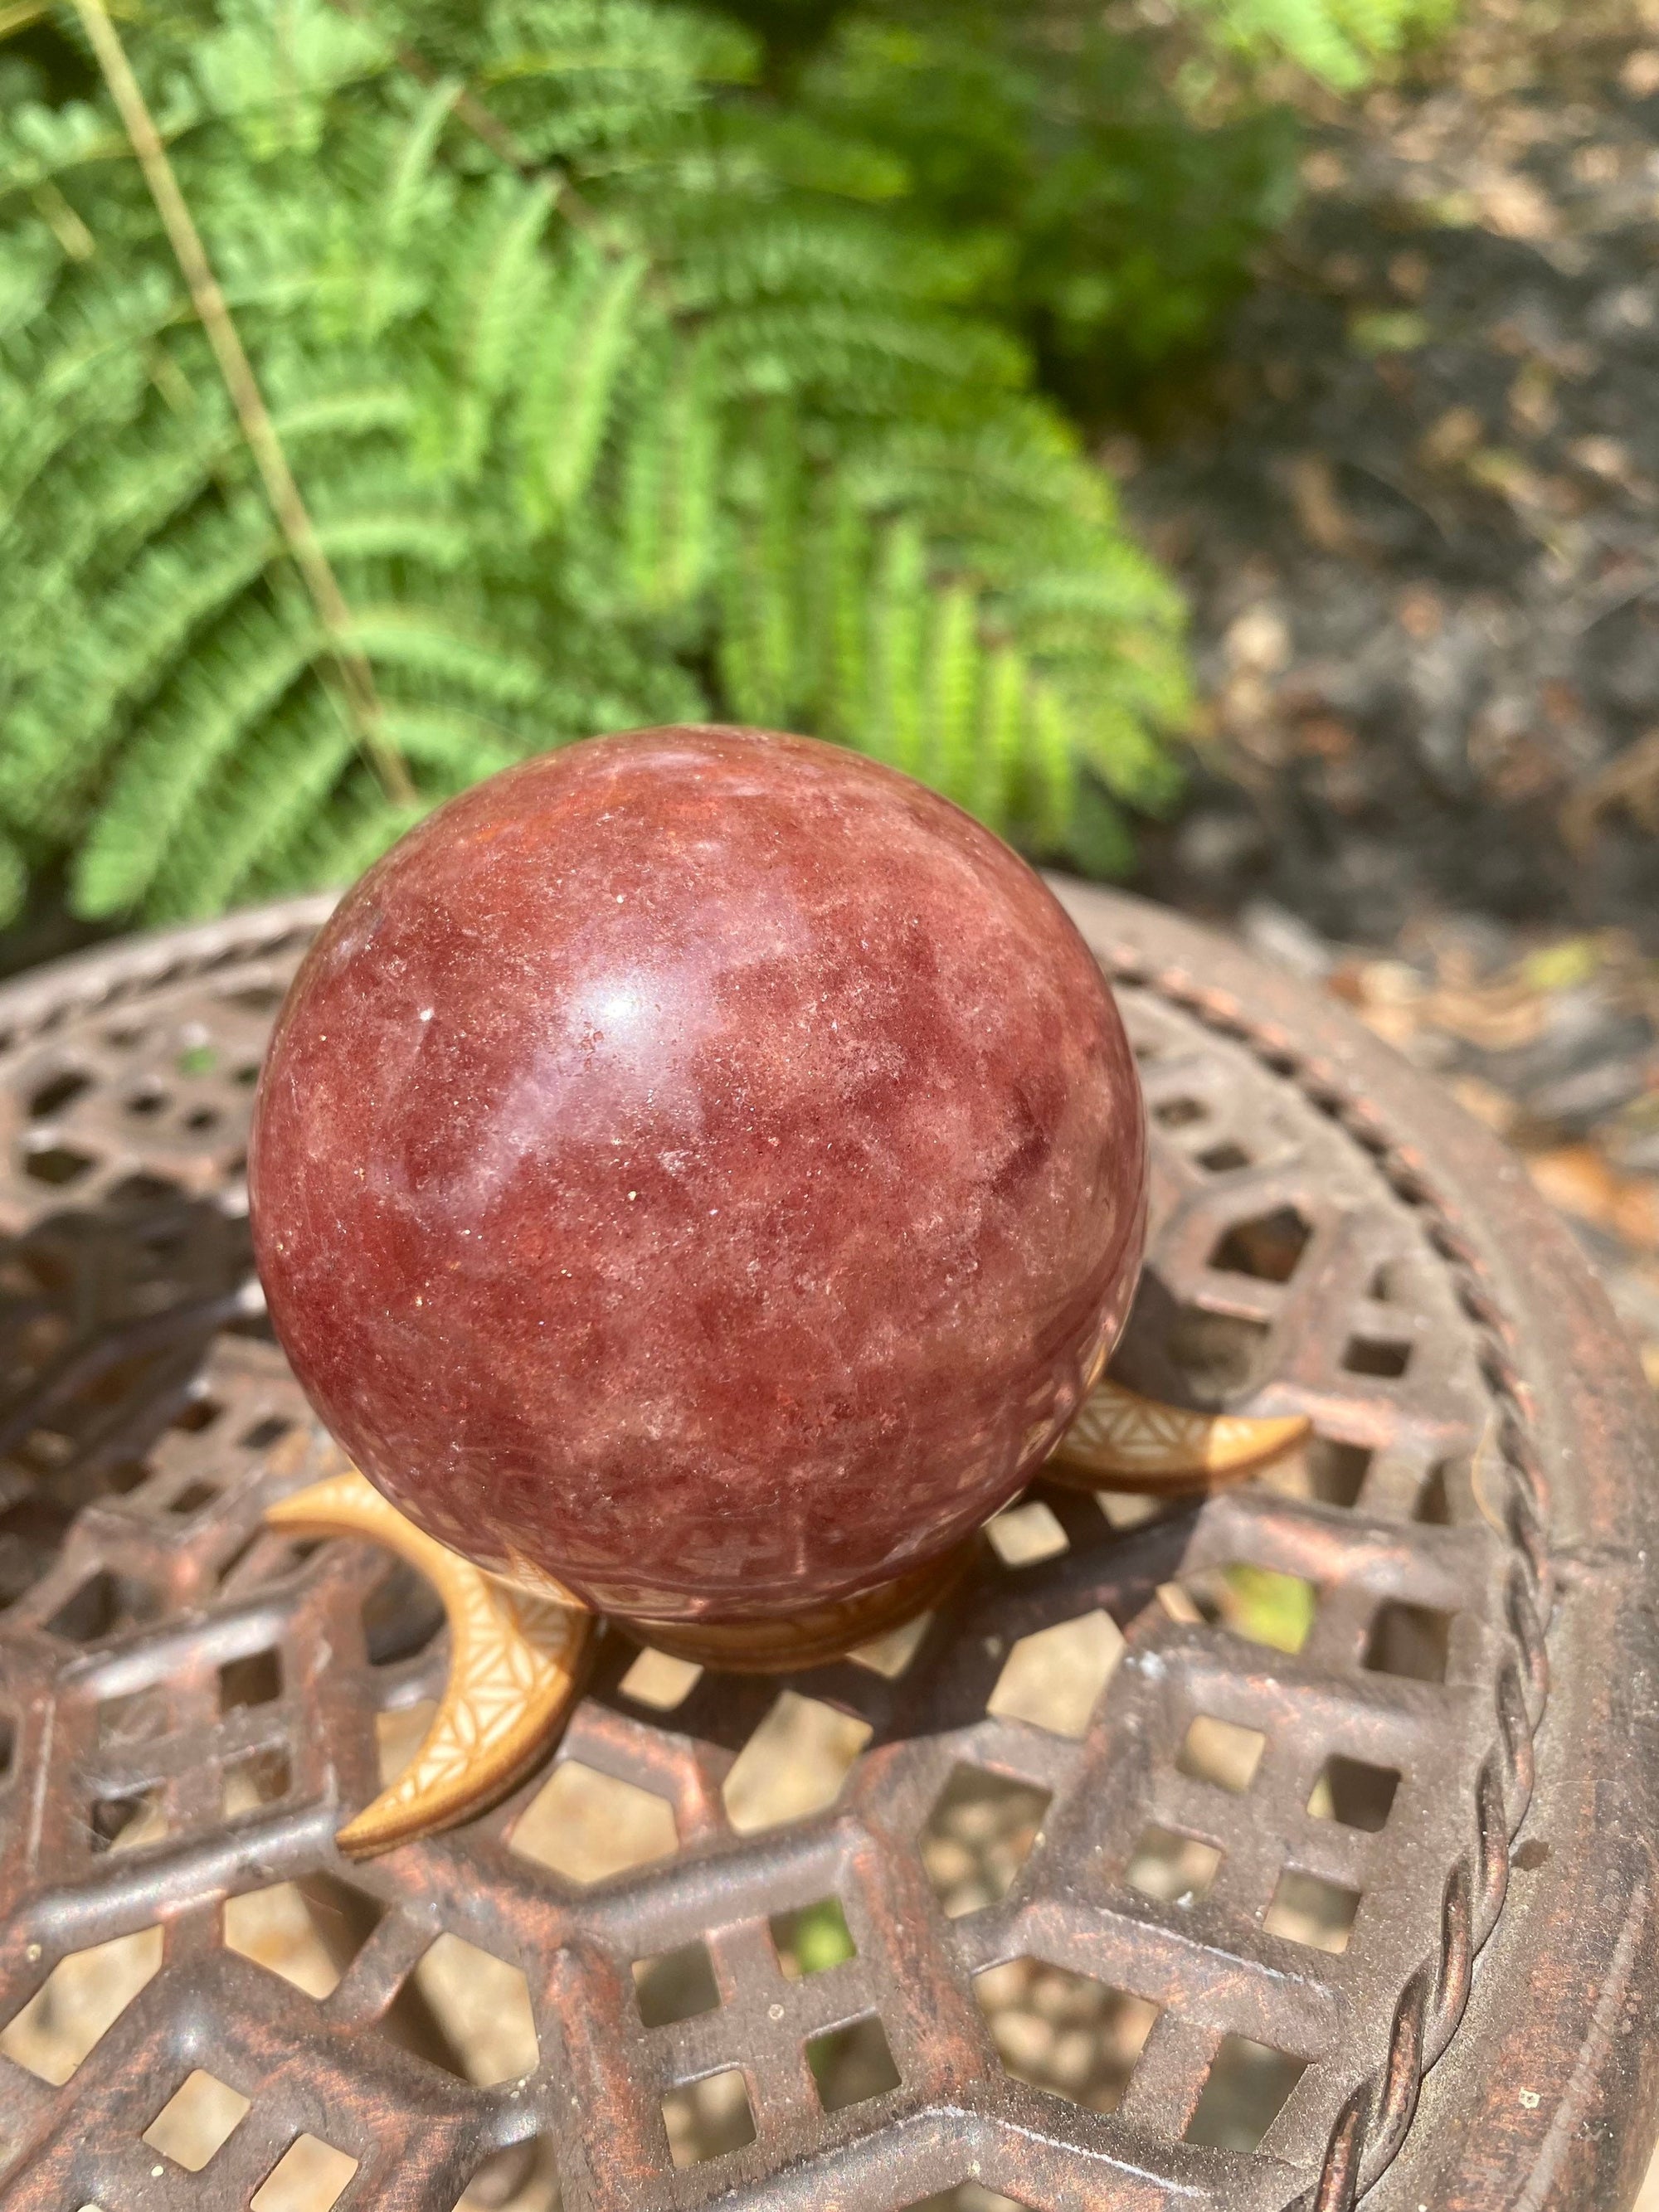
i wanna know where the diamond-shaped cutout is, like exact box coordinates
[1309,1753,1400,1830]
[510,1761,678,1884]
[22,1143,96,1188]
[43,1568,159,1641]
[1208,1205,1311,1284]
[220,1646,281,1710]
[1184,2034,1306,2152]
[1199,1141,1252,1174]
[91,1785,169,1853]
[619,1646,703,1711]
[110,1170,187,1208]
[921,1766,1052,1918]
[0,1925,163,2083]
[223,1746,291,1817]
[634,1939,720,2026]
[771,1898,857,1979]
[723,1693,871,1834]
[1125,1825,1223,1906]
[171,1391,223,1434]
[241,1415,296,1452]
[1364,1601,1452,1681]
[1168,1565,1317,1655]
[987,1611,1123,1737]
[849,1609,933,1678]
[973,1958,1157,2113]
[166,1480,219,1517]
[382,1932,538,2086]
[144,2069,251,2171]
[1258,1435,1372,1509]
[1305,1437,1372,1507]
[1343,1334,1412,1378]
[663,2068,756,2167]
[985,1500,1068,1568]
[1264,1869,1360,1954]
[807,2013,900,2111]
[27,1068,92,1119]
[1177,1714,1265,1793]
[1165,1306,1271,1402]
[251,2134,358,2210]
[223,1873,384,1999]
[1096,1489,1162,1531]
[1416,1459,1456,1524]
[1153,1096,1208,1128]
[452,2137,561,2210]
[362,1556,445,1665]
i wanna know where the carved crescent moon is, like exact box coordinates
[1048,1376,1310,1493]
[266,1382,1304,1855]
[265,1470,591,1858]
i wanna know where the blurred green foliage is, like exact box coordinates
[778,1897,858,1975]
[1221,1563,1319,1653]
[0,0,1444,925]
[721,0,1303,416]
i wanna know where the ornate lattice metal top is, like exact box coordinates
[0,885,1653,2212]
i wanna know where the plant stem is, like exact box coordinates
[72,0,416,807]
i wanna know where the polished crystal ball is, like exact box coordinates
[250,727,1147,1623]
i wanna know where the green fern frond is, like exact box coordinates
[367,78,463,333]
[0,0,1219,920]
[975,642,1027,829]
[518,241,650,522]
[269,380,416,448]
[2,496,281,832]
[336,604,552,705]
[1027,681,1078,848]
[376,704,525,785]
[620,342,720,609]
[923,581,978,805]
[309,493,476,570]
[72,608,323,916]
[0,276,186,509]
[866,518,926,774]
[708,302,1027,407]
[0,97,134,201]
[158,697,360,917]
[270,779,428,899]
[0,421,223,650]
[190,0,392,153]
[425,174,556,476]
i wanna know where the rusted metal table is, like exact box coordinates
[0,883,1653,2212]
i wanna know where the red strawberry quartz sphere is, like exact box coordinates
[249,727,1147,1623]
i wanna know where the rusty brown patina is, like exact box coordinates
[0,883,1650,2212]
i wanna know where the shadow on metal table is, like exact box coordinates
[0,883,1652,2212]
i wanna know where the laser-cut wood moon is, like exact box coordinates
[268,1379,1305,1853]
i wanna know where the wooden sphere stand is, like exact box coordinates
[267,1380,1306,1856]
